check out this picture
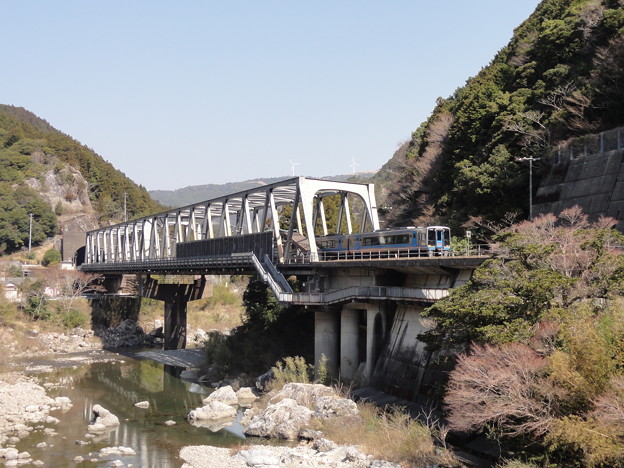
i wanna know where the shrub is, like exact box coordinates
[42,248,61,266]
[7,264,22,277]
[203,331,233,375]
[315,353,329,385]
[0,295,17,325]
[272,356,311,389]
[206,283,240,306]
[445,342,555,438]
[22,280,50,320]
[60,309,87,329]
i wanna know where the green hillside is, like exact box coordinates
[0,104,163,253]
[378,0,624,230]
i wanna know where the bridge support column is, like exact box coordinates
[164,293,188,350]
[314,309,339,377]
[338,304,386,384]
[340,308,362,381]
[139,275,210,351]
[364,305,385,382]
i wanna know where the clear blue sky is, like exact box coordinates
[1,1,541,191]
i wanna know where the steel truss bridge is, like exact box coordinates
[80,177,484,305]
[82,176,378,265]
[81,178,379,295]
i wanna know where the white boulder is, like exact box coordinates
[203,385,238,406]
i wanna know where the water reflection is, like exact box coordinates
[17,354,248,467]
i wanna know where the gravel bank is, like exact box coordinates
[180,444,401,468]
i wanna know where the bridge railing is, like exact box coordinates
[286,243,494,263]
[288,285,449,305]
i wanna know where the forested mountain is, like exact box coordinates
[0,105,163,253]
[377,0,624,230]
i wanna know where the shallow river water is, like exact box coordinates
[12,350,261,467]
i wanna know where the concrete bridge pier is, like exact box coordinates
[314,303,386,384]
[163,290,189,350]
[314,309,340,376]
[139,275,210,350]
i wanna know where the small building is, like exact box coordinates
[2,277,27,302]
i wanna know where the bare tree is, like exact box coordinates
[538,82,576,111]
[445,343,559,438]
[504,110,551,157]
[387,111,454,226]
[591,376,624,428]
[43,269,102,314]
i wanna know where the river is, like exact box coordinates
[9,349,262,467]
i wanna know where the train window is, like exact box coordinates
[318,239,337,248]
[384,235,410,244]
[363,237,380,246]
[428,229,436,244]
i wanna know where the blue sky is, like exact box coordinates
[1,1,541,191]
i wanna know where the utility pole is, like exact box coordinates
[516,157,541,221]
[123,192,127,222]
[28,213,33,252]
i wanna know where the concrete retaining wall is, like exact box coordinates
[370,304,442,402]
[534,148,624,227]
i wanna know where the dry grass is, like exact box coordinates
[317,402,457,467]
[137,280,245,333]
[188,302,243,332]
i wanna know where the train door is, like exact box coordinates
[437,228,450,251]
[427,228,437,250]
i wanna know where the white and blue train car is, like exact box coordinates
[316,226,451,259]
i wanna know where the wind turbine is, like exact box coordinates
[350,158,360,175]
[289,159,300,176]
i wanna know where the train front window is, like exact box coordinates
[427,229,436,245]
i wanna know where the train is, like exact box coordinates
[315,225,451,258]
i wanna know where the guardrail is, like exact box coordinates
[80,254,257,273]
[249,253,293,295]
[288,285,449,305]
[287,244,493,263]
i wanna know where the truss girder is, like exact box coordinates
[83,177,380,266]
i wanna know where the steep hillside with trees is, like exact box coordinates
[0,105,163,253]
[378,0,624,230]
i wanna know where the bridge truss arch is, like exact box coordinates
[83,177,380,267]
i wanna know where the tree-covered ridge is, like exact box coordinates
[381,0,624,230]
[0,104,164,253]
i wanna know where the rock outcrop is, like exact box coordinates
[241,383,359,440]
[243,397,312,439]
[96,320,146,347]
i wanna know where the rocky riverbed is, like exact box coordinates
[0,320,425,468]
